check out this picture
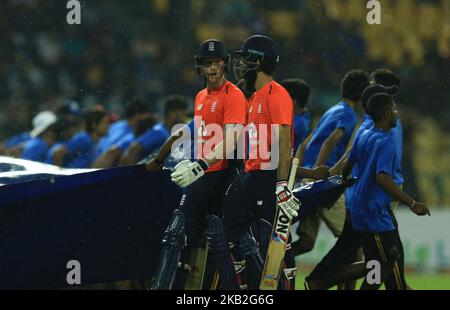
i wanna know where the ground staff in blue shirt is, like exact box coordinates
[343,93,429,290]
[298,71,369,169]
[303,83,398,289]
[21,111,58,163]
[292,70,370,258]
[280,78,312,153]
[51,108,110,168]
[92,114,156,168]
[120,95,189,165]
[95,97,152,158]
[46,118,82,165]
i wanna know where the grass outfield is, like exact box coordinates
[295,270,450,290]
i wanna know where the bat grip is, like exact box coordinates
[287,158,299,190]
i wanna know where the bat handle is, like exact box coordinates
[288,158,299,190]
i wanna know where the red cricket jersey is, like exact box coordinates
[194,80,247,173]
[245,80,294,172]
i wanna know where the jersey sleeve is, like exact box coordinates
[22,140,46,161]
[137,129,168,154]
[66,134,87,154]
[376,139,396,177]
[268,88,293,125]
[223,89,247,125]
[115,134,135,152]
[336,111,357,135]
[348,134,360,163]
[48,143,64,157]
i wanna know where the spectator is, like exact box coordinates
[51,107,110,168]
[21,111,58,163]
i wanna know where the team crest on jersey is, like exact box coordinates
[211,100,217,112]
[197,104,203,111]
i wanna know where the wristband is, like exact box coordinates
[197,159,209,171]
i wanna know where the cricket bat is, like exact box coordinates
[183,233,208,290]
[260,158,299,290]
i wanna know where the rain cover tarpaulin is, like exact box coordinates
[0,164,181,289]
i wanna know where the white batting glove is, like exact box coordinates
[170,159,209,188]
[275,181,300,219]
[173,160,191,171]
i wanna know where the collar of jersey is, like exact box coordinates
[371,126,389,134]
[363,113,372,121]
[207,80,228,95]
[339,100,353,109]
[256,80,275,94]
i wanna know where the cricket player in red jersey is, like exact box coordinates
[210,35,302,289]
[151,39,247,290]
[224,35,300,290]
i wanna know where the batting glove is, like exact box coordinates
[171,159,209,188]
[275,181,300,219]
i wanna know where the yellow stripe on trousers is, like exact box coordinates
[393,261,404,290]
[210,271,220,290]
[374,233,387,263]
[375,233,403,289]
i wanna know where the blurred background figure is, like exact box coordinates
[2,110,55,158]
[280,78,312,154]
[50,107,110,168]
[120,95,190,165]
[21,111,58,163]
[92,97,155,168]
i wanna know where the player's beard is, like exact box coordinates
[205,69,224,88]
[242,70,257,94]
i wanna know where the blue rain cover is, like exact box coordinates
[0,165,181,289]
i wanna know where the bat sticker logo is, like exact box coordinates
[274,208,290,243]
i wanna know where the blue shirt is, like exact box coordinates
[348,127,398,232]
[354,114,373,141]
[302,101,357,168]
[65,132,96,168]
[4,132,31,148]
[46,142,65,165]
[137,123,170,158]
[294,112,311,153]
[115,132,135,153]
[96,120,133,157]
[22,137,49,163]
[391,118,403,184]
[355,114,403,184]
[345,114,404,211]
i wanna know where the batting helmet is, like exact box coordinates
[235,35,279,63]
[233,35,279,80]
[195,39,230,66]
